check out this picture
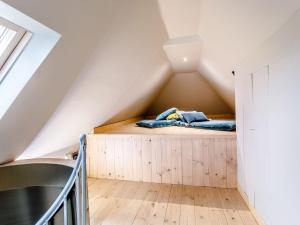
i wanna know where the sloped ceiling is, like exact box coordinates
[0,0,171,162]
[158,0,300,109]
[1,0,300,162]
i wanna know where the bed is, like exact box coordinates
[87,115,237,188]
[136,109,236,131]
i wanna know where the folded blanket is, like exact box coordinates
[136,119,177,128]
[174,120,189,127]
[189,120,236,131]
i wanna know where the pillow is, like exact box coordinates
[189,120,236,131]
[155,107,177,120]
[181,112,209,124]
[166,112,180,120]
[136,119,176,128]
[176,110,185,122]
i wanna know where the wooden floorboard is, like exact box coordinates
[88,178,258,225]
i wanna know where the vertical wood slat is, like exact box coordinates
[123,135,133,181]
[87,135,97,178]
[114,135,124,180]
[171,138,182,185]
[86,134,237,188]
[209,139,216,187]
[211,139,227,188]
[86,136,91,177]
[181,137,193,185]
[141,136,152,182]
[106,135,115,179]
[132,136,143,182]
[151,136,162,183]
[192,139,204,186]
[97,136,107,178]
[94,137,100,178]
[202,139,211,186]
[226,139,237,188]
[161,138,172,184]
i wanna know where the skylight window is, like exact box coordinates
[0,17,31,83]
[0,1,60,120]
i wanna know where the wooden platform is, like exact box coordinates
[87,134,237,188]
[93,116,236,139]
[88,178,258,225]
[87,116,237,188]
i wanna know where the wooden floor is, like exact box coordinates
[88,178,258,225]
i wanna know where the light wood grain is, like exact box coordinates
[132,136,143,182]
[105,136,116,179]
[93,117,143,134]
[87,133,237,188]
[151,136,162,183]
[161,138,172,184]
[164,185,182,225]
[88,178,258,225]
[93,120,236,138]
[141,136,152,183]
[171,138,182,185]
[180,185,195,225]
[238,185,267,225]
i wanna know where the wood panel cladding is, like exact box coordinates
[87,134,237,188]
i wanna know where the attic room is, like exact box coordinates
[0,0,299,225]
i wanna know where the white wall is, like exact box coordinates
[16,0,171,159]
[148,72,232,115]
[235,10,300,225]
[0,0,171,162]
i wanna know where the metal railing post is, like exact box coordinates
[64,198,68,225]
[35,134,87,225]
[81,136,87,225]
[75,175,81,225]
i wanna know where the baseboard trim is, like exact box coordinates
[237,185,267,225]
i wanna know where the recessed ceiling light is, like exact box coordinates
[183,57,188,62]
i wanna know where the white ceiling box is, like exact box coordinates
[163,35,202,73]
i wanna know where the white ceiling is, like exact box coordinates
[163,35,202,73]
[158,0,300,109]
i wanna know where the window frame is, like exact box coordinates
[0,17,31,84]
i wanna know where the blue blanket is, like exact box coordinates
[174,120,189,127]
[136,119,176,128]
[136,118,236,131]
[189,120,236,131]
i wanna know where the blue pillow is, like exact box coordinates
[189,120,236,131]
[155,107,177,120]
[136,119,176,128]
[181,112,209,124]
[176,110,186,122]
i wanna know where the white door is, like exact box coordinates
[252,66,270,224]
